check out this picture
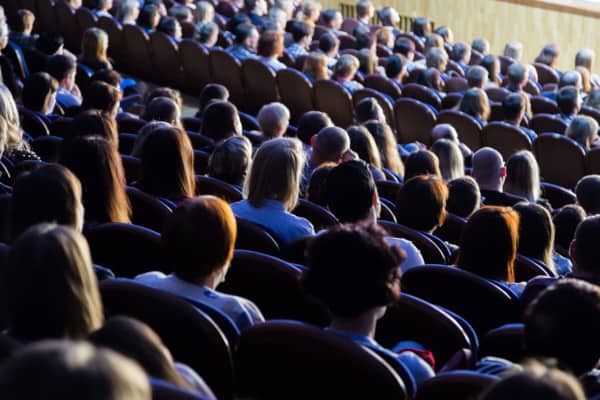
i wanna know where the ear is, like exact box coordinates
[569,240,576,262]
[371,189,379,206]
[310,134,317,147]
[499,165,507,178]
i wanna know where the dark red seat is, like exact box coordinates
[126,186,173,233]
[402,83,442,111]
[31,135,63,162]
[364,74,402,100]
[36,0,57,33]
[353,88,395,129]
[482,121,532,160]
[97,16,125,66]
[291,198,339,231]
[195,175,243,203]
[376,180,403,202]
[313,80,354,128]
[437,110,483,151]
[276,69,313,125]
[338,34,357,50]
[540,182,576,209]
[194,150,210,174]
[235,217,280,256]
[179,39,211,95]
[433,212,467,246]
[18,106,49,138]
[581,105,600,125]
[530,113,567,135]
[340,17,359,35]
[444,77,468,93]
[121,154,141,184]
[117,115,146,133]
[514,254,555,282]
[485,87,510,103]
[123,24,154,81]
[530,96,559,115]
[241,59,278,115]
[396,32,424,53]
[209,49,244,106]
[498,55,515,76]
[441,92,463,110]
[523,80,541,96]
[533,62,560,86]
[75,7,97,40]
[55,1,79,51]
[150,32,184,88]
[414,371,499,400]
[533,133,585,189]
[394,98,436,145]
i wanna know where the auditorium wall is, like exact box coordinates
[321,0,600,72]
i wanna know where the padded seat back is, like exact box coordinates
[55,1,79,51]
[195,175,243,203]
[209,49,244,105]
[241,59,278,115]
[533,133,585,189]
[353,88,395,129]
[179,39,211,94]
[235,217,280,256]
[126,186,173,233]
[533,62,560,86]
[437,110,483,151]
[291,198,339,231]
[529,113,567,135]
[123,25,154,81]
[150,32,184,88]
[414,371,499,400]
[97,16,124,65]
[394,98,436,145]
[378,221,447,264]
[364,74,402,100]
[313,80,354,128]
[445,77,468,93]
[276,69,313,125]
[402,83,441,110]
[530,95,559,115]
[482,121,532,160]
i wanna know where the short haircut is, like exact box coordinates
[556,86,579,115]
[404,150,441,181]
[162,196,236,281]
[257,102,290,139]
[198,84,229,114]
[201,101,241,142]
[385,55,405,79]
[144,86,182,108]
[46,54,76,82]
[138,4,160,30]
[525,279,600,375]
[312,126,350,163]
[318,31,338,54]
[553,204,586,251]
[458,206,519,282]
[572,215,600,274]
[333,54,359,78]
[306,162,335,206]
[446,176,480,218]
[451,42,471,63]
[503,41,523,60]
[232,23,256,44]
[507,63,528,86]
[257,29,284,58]
[396,174,448,232]
[142,96,180,125]
[21,72,58,113]
[393,37,415,56]
[12,9,34,32]
[297,111,332,145]
[81,81,122,114]
[290,20,313,43]
[575,175,600,215]
[355,97,383,124]
[325,160,375,223]
[356,0,372,18]
[412,17,430,37]
[208,135,253,187]
[472,147,504,187]
[195,21,218,44]
[303,223,404,318]
[466,65,488,88]
[35,32,64,55]
[502,93,527,121]
[91,68,122,88]
[157,16,180,37]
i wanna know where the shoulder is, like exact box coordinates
[135,271,168,284]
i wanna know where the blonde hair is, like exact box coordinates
[303,51,329,81]
[503,150,541,202]
[503,41,523,61]
[333,54,359,79]
[459,88,490,122]
[257,102,290,139]
[431,138,464,182]
[245,137,305,211]
[0,84,24,150]
[194,0,214,23]
[80,28,111,68]
[566,115,599,151]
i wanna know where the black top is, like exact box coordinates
[480,189,526,207]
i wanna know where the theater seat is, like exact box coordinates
[478,323,525,363]
[437,110,483,151]
[195,175,243,203]
[123,24,154,81]
[530,96,559,115]
[18,106,50,138]
[150,32,184,88]
[235,217,280,256]
[364,74,402,100]
[378,221,448,265]
[179,40,211,95]
[241,59,279,115]
[394,98,436,145]
[533,63,560,86]
[445,77,468,93]
[313,80,354,128]
[31,135,63,163]
[291,198,339,232]
[433,212,467,246]
[533,133,585,189]
[97,16,125,66]
[414,371,500,400]
[529,113,567,135]
[209,50,244,106]
[402,83,442,111]
[485,87,510,103]
[540,182,576,209]
[277,69,313,125]
[482,121,532,160]
[126,186,173,233]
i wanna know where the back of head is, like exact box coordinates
[257,29,283,58]
[233,23,256,45]
[412,17,430,37]
[325,160,375,223]
[208,135,253,186]
[11,164,82,240]
[0,340,150,400]
[143,96,181,126]
[22,72,58,113]
[553,204,586,251]
[556,86,580,116]
[466,65,488,89]
[91,69,122,88]
[458,206,518,282]
[1,224,102,341]
[396,174,448,232]
[431,123,458,143]
[144,87,183,108]
[404,150,441,181]
[69,109,118,145]
[363,120,404,175]
[503,41,523,61]
[355,97,384,124]
[502,93,527,121]
[559,71,581,89]
[525,279,600,375]
[297,111,332,145]
[459,87,490,121]
[503,150,540,201]
[385,54,405,80]
[306,162,335,206]
[46,54,76,83]
[393,37,415,57]
[162,196,236,282]
[312,126,350,164]
[81,81,121,116]
[347,125,382,168]
[513,202,554,268]
[446,176,480,218]
[303,223,404,318]
[201,100,241,142]
[35,32,64,55]
[566,116,598,150]
[198,84,229,114]
[318,31,339,54]
[507,62,528,86]
[472,147,504,189]
[572,215,600,275]
[481,363,585,400]
[291,20,313,43]
[576,175,600,215]
[257,102,290,139]
[430,139,463,182]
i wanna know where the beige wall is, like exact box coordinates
[322,0,600,72]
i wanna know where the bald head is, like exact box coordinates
[431,124,458,143]
[560,70,582,91]
[312,126,350,164]
[472,147,505,191]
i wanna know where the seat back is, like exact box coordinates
[414,371,499,400]
[126,186,173,233]
[340,17,359,35]
[18,107,49,138]
[313,80,354,128]
[36,0,57,35]
[215,1,237,17]
[97,16,124,65]
[364,74,402,100]
[498,55,514,75]
[150,32,184,88]
[478,323,525,362]
[241,59,278,115]
[75,7,97,39]
[353,88,395,128]
[376,180,403,201]
[151,378,216,400]
[378,221,447,264]
[433,212,467,246]
[376,293,473,369]
[122,25,154,81]
[236,320,409,400]
[195,175,243,203]
[530,113,567,135]
[31,135,63,162]
[580,105,600,125]
[394,98,436,145]
[291,198,339,231]
[5,41,28,81]
[121,154,141,184]
[401,83,441,110]
[485,87,510,103]
[396,32,424,52]
[482,121,532,160]
[276,69,313,125]
[179,39,211,94]
[437,110,483,151]
[533,133,585,189]
[209,49,244,105]
[514,254,554,282]
[99,279,234,400]
[85,222,163,278]
[530,95,559,115]
[445,77,468,93]
[235,217,280,256]
[441,92,463,110]
[540,182,576,209]
[533,62,560,86]
[55,1,79,51]
[445,60,465,77]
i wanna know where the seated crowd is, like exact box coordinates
[0,0,600,398]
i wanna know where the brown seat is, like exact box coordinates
[18,106,49,138]
[276,69,313,125]
[353,88,395,129]
[31,135,63,162]
[123,24,154,81]
[588,147,600,177]
[401,83,442,110]
[340,17,359,35]
[523,80,541,96]
[55,1,79,51]
[291,198,339,231]
[4,41,28,82]
[117,115,146,133]
[540,182,576,209]
[441,92,463,110]
[236,320,409,400]
[194,150,210,174]
[485,87,510,103]
[241,59,278,115]
[580,105,600,124]
[394,98,436,145]
[179,39,211,95]
[195,175,243,203]
[533,133,585,189]
[444,77,468,93]
[75,7,97,40]
[376,180,403,202]
[529,113,567,134]
[364,74,402,100]
[498,55,515,76]
[514,254,554,282]
[433,212,467,246]
[36,0,57,35]
[150,31,184,88]
[396,32,425,53]
[218,250,330,325]
[338,34,357,50]
[478,323,525,363]
[469,49,483,66]
[488,102,504,122]
[126,186,173,233]
[235,217,280,256]
[482,121,532,160]
[530,96,559,115]
[209,49,244,106]
[414,371,499,400]
[313,80,354,128]
[378,221,447,265]
[445,60,465,77]
[99,279,234,400]
[97,16,125,66]
[376,44,392,58]
[437,110,483,151]
[533,62,560,86]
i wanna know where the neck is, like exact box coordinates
[479,180,503,192]
[330,309,380,339]
[197,270,222,289]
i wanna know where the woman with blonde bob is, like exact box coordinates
[430,139,464,182]
[79,27,112,71]
[0,224,103,341]
[503,150,542,203]
[458,88,490,126]
[231,137,315,245]
[302,51,329,82]
[0,83,39,163]
[566,115,599,152]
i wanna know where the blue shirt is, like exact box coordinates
[56,88,81,109]
[227,44,258,62]
[230,199,315,245]
[286,43,308,59]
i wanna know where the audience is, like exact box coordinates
[46,54,82,108]
[430,139,464,182]
[257,102,290,140]
[566,115,599,152]
[502,94,537,142]
[396,174,448,234]
[472,147,525,206]
[404,150,441,181]
[201,100,242,143]
[257,30,286,72]
[79,27,112,72]
[207,135,253,188]
[576,175,600,215]
[503,150,546,206]
[446,176,481,218]
[347,125,385,181]
[21,72,60,124]
[363,120,404,178]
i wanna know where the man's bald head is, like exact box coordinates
[560,70,582,90]
[312,126,350,164]
[431,124,458,143]
[472,147,505,190]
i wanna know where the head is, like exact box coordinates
[303,223,404,319]
[144,86,182,108]
[11,164,84,240]
[198,84,229,114]
[35,32,65,55]
[378,6,399,27]
[363,120,404,176]
[321,9,342,30]
[22,72,59,114]
[138,4,161,30]
[553,204,586,252]
[536,44,560,67]
[507,62,528,88]
[446,176,480,218]
[503,150,541,201]
[169,4,192,24]
[575,67,591,94]
[306,163,335,206]
[333,54,360,81]
[245,137,304,211]
[265,8,286,31]
[142,96,182,129]
[502,93,528,124]
[576,175,600,215]
[91,68,122,89]
[458,88,490,121]
[61,136,130,224]
[0,83,23,149]
[116,0,140,23]
[471,38,490,55]
[412,17,430,37]
[451,42,471,64]
[257,102,290,139]
[0,341,150,400]
[431,123,459,143]
[466,65,488,89]
[385,55,406,82]
[503,41,523,61]
[80,27,110,63]
[393,37,415,61]
[458,206,519,282]
[424,33,443,51]
[81,81,122,118]
[431,139,464,182]
[357,48,378,76]
[347,125,382,169]
[69,109,118,146]
[297,110,332,145]
[514,202,555,269]
[257,29,284,58]
[325,160,377,223]
[226,13,251,32]
[355,97,385,124]
[356,0,374,19]
[525,279,600,374]
[233,23,259,49]
[557,86,582,116]
[201,101,242,142]
[139,126,196,199]
[12,9,35,34]
[481,54,501,85]
[566,116,598,151]
[46,54,77,91]
[311,126,350,165]
[1,224,103,340]
[0,21,7,50]
[396,174,448,233]
[290,21,313,46]
[472,147,505,191]
[208,135,252,187]
[418,67,444,92]
[559,70,583,91]
[303,51,329,81]
[575,48,595,71]
[425,47,448,73]
[571,215,600,277]
[404,149,441,181]
[318,32,339,57]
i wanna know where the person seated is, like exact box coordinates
[431,123,473,159]
[263,7,285,32]
[585,89,600,110]
[332,54,363,94]
[272,0,294,19]
[138,4,160,34]
[347,125,385,181]
[393,38,416,72]
[363,120,404,179]
[135,126,196,205]
[503,150,548,207]
[116,0,140,25]
[46,54,82,108]
[556,86,581,125]
[142,96,183,129]
[93,0,113,18]
[534,44,561,75]
[318,32,340,69]
[356,0,374,27]
[0,83,40,164]
[326,160,425,271]
[458,88,490,126]
[1,223,103,341]
[431,139,464,182]
[257,30,286,72]
[472,147,526,207]
[195,84,229,119]
[302,223,435,385]
[404,150,441,181]
[157,16,182,42]
[302,51,329,83]
[502,93,536,141]
[208,135,252,189]
[385,55,406,89]
[450,42,471,74]
[357,48,382,79]
[79,27,113,72]
[320,9,345,36]
[0,21,21,98]
[354,97,385,124]
[446,176,480,218]
[457,206,525,296]
[541,70,582,101]
[81,80,122,119]
[226,23,259,62]
[576,175,600,215]
[231,138,315,245]
[503,41,523,62]
[411,17,431,44]
[505,63,529,96]
[143,86,183,112]
[68,109,118,146]
[472,38,490,55]
[169,4,193,27]
[576,66,592,95]
[8,9,38,52]
[434,26,453,46]
[576,48,600,89]
[243,0,267,28]
[566,115,599,152]
[466,65,488,89]
[303,126,352,186]
[378,6,400,36]
[256,102,290,141]
[553,204,586,254]
[417,67,446,102]
[481,54,502,87]
[296,110,332,148]
[286,21,312,59]
[0,341,150,400]
[305,162,335,205]
[201,100,242,144]
[425,47,449,81]
[21,72,61,125]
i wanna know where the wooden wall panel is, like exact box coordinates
[321,0,600,72]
